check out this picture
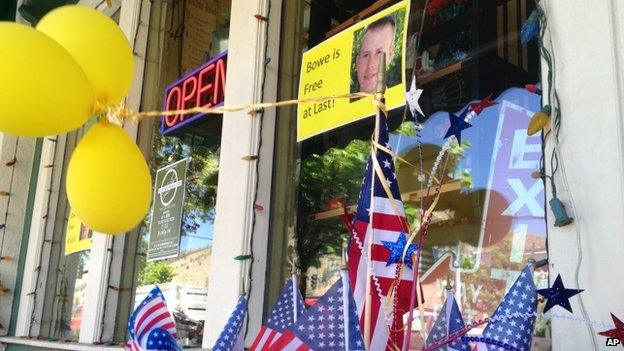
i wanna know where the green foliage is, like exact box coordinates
[350,8,407,92]
[297,139,370,274]
[393,120,418,137]
[151,131,219,234]
[138,260,175,286]
[447,139,474,191]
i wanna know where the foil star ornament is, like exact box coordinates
[381,232,418,270]
[598,313,624,346]
[537,274,584,313]
[444,109,471,144]
[468,93,498,115]
[405,77,424,119]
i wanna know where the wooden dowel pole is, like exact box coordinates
[364,52,386,350]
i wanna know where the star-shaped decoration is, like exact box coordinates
[537,274,584,313]
[381,232,418,269]
[598,313,624,346]
[405,77,424,118]
[468,93,498,115]
[444,109,471,144]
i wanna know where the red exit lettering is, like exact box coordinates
[162,51,227,134]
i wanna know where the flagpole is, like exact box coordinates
[291,266,299,323]
[341,238,350,351]
[364,53,386,350]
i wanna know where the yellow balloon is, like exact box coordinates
[37,5,134,106]
[67,122,152,234]
[0,23,94,137]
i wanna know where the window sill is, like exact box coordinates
[0,337,208,351]
[0,337,122,350]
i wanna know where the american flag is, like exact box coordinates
[126,286,179,351]
[268,271,365,351]
[425,290,470,351]
[477,266,537,351]
[250,276,306,350]
[347,112,414,350]
[213,295,248,351]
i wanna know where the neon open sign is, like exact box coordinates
[161,51,227,135]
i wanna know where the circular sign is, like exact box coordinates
[159,168,180,206]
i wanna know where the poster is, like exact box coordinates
[297,0,409,141]
[181,0,219,73]
[65,210,92,256]
[147,158,189,261]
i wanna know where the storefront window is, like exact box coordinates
[131,0,230,347]
[33,123,94,342]
[134,130,220,347]
[289,0,550,350]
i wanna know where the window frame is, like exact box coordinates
[13,0,149,346]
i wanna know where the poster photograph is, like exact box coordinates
[297,0,409,141]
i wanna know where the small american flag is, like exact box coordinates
[213,295,248,351]
[250,276,306,350]
[268,271,365,351]
[126,286,179,351]
[348,112,413,350]
[425,290,470,351]
[477,266,537,351]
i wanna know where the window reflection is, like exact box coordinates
[392,88,548,348]
[134,128,220,347]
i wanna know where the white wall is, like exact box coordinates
[544,1,624,350]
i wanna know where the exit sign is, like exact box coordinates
[161,51,227,135]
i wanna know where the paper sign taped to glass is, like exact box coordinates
[297,0,409,141]
[147,158,189,262]
[65,209,93,256]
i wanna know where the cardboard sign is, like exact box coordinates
[297,1,409,141]
[65,210,92,256]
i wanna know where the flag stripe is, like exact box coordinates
[250,326,268,350]
[347,113,413,350]
[127,287,178,350]
[135,301,166,334]
[251,326,282,351]
[138,312,171,338]
[370,304,390,351]
[269,331,299,350]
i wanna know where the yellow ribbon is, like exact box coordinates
[371,140,417,167]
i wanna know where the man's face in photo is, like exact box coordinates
[355,23,395,93]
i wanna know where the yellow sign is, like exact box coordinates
[65,210,93,256]
[297,1,409,141]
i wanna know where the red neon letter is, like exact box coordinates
[196,63,215,109]
[181,76,198,115]
[213,58,227,105]
[165,86,182,127]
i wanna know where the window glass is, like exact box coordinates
[293,0,550,350]
[35,123,93,342]
[134,130,220,347]
[131,0,230,347]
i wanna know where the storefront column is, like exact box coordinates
[78,0,151,343]
[203,0,281,347]
[544,1,624,350]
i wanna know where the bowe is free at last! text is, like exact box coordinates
[301,48,341,119]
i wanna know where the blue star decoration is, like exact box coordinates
[537,274,584,313]
[444,109,472,144]
[381,232,419,270]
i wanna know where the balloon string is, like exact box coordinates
[93,92,374,124]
